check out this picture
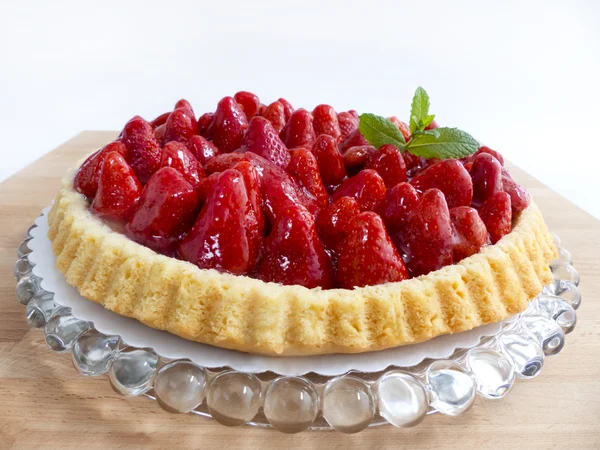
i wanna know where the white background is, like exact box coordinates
[1,0,599,219]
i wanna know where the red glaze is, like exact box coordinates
[312,104,341,140]
[366,144,407,188]
[338,128,369,154]
[91,151,142,221]
[186,135,220,167]
[501,168,530,213]
[196,172,220,205]
[178,169,262,275]
[470,153,503,207]
[332,169,386,211]
[210,96,248,153]
[150,112,171,128]
[336,212,409,289]
[164,108,196,143]
[410,159,473,208]
[388,116,411,142]
[337,111,359,142]
[197,112,214,137]
[280,108,316,149]
[450,206,488,261]
[121,116,162,183]
[74,141,127,199]
[470,146,505,166]
[232,161,265,236]
[343,145,378,169]
[160,141,205,188]
[286,148,329,208]
[154,124,166,145]
[175,99,194,114]
[312,134,346,186]
[378,182,420,232]
[277,98,294,121]
[205,152,249,174]
[315,196,361,254]
[238,116,290,168]
[126,167,199,253]
[234,91,261,121]
[257,205,333,289]
[479,191,512,244]
[262,101,286,134]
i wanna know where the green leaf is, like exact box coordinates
[359,113,406,149]
[406,128,479,159]
[409,86,431,134]
[420,114,436,130]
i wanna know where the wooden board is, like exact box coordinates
[1,132,599,449]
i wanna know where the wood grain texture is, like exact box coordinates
[0,132,599,450]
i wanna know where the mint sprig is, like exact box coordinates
[358,87,478,160]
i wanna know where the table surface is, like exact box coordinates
[1,132,599,449]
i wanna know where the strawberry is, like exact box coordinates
[366,144,407,188]
[154,124,166,145]
[186,135,220,167]
[338,129,369,154]
[121,116,162,183]
[470,153,503,207]
[150,112,171,128]
[164,108,196,143]
[126,167,199,253]
[238,116,290,168]
[160,141,205,188]
[210,96,248,153]
[232,160,265,236]
[336,212,409,289]
[403,152,425,176]
[479,191,512,244]
[91,151,142,221]
[174,99,194,114]
[286,148,329,208]
[471,146,504,166]
[378,182,420,232]
[410,159,473,208]
[263,101,286,133]
[312,134,346,186]
[315,196,360,254]
[343,145,377,170]
[332,169,386,211]
[450,206,488,261]
[197,112,214,137]
[205,152,249,174]
[257,205,333,289]
[388,116,411,142]
[280,108,316,149]
[501,168,530,214]
[337,111,359,142]
[400,189,454,276]
[312,104,341,140]
[74,141,126,199]
[234,91,260,121]
[177,169,262,275]
[277,97,294,121]
[196,172,220,205]
[258,103,267,116]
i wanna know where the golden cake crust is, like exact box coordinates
[48,170,557,355]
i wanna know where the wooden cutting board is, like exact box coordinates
[1,132,599,450]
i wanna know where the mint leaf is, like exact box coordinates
[359,113,406,149]
[409,87,431,134]
[420,114,436,130]
[406,128,478,159]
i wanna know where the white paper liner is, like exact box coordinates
[28,206,507,376]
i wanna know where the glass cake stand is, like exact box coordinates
[14,219,580,433]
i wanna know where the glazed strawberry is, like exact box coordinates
[210,96,248,153]
[196,172,219,204]
[403,152,425,176]
[366,144,407,188]
[257,205,333,289]
[336,212,409,289]
[388,117,411,142]
[126,167,199,253]
[121,117,162,183]
[262,101,286,133]
[205,152,249,174]
[410,159,473,208]
[378,182,420,232]
[197,112,214,137]
[338,129,369,154]
[312,104,341,140]
[74,141,127,199]
[312,134,346,186]
[479,191,512,244]
[280,108,316,149]
[501,168,530,214]
[400,189,454,276]
[258,103,267,116]
[178,169,262,275]
[164,108,196,143]
[186,135,220,167]
[470,153,503,207]
[286,148,329,208]
[154,124,166,145]
[315,196,360,254]
[337,111,359,142]
[450,206,488,261]
[232,160,265,236]
[471,146,504,166]
[175,99,194,114]
[238,116,290,168]
[343,145,377,169]
[91,151,142,221]
[160,141,205,188]
[234,91,260,121]
[332,169,386,211]
[150,112,171,128]
[277,98,294,121]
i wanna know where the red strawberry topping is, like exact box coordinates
[450,206,488,261]
[239,116,290,168]
[343,145,377,170]
[234,91,261,121]
[332,169,386,211]
[262,101,286,134]
[160,141,205,188]
[197,112,214,137]
[277,98,294,121]
[479,191,512,244]
[186,135,220,167]
[280,108,316,149]
[121,117,163,183]
[150,112,171,128]
[410,159,473,208]
[312,134,346,186]
[378,182,420,232]
[286,148,329,208]
[337,111,359,142]
[470,153,503,207]
[315,196,361,254]
[501,168,530,213]
[366,144,407,188]
[205,152,249,174]
[338,129,369,154]
[312,104,341,140]
[210,96,248,153]
[74,141,127,199]
[164,108,196,143]
[388,116,411,142]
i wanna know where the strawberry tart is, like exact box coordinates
[48,89,556,355]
